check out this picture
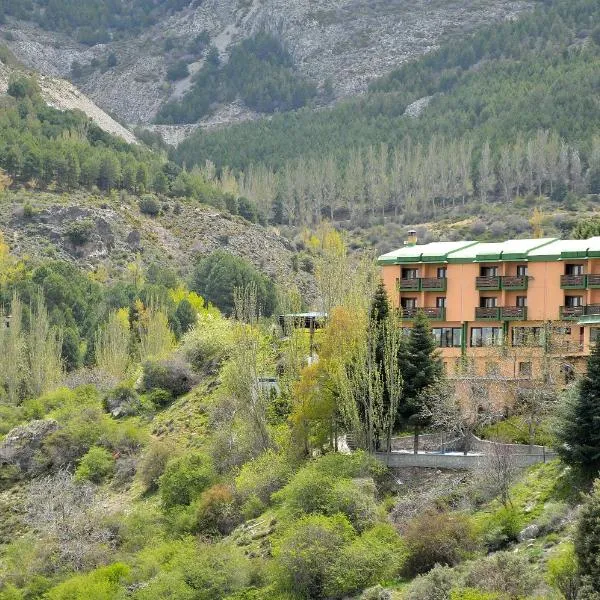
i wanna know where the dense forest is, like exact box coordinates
[0,0,195,44]
[155,33,318,124]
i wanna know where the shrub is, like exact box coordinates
[45,563,130,600]
[403,511,477,576]
[103,384,141,417]
[138,439,178,492]
[194,484,239,535]
[482,506,522,551]
[235,449,292,507]
[23,203,36,218]
[272,514,355,599]
[575,480,600,595]
[74,446,115,483]
[141,358,197,398]
[66,219,95,245]
[159,452,215,509]
[547,544,579,600]
[148,388,174,408]
[138,195,161,216]
[167,60,190,81]
[182,315,234,373]
[463,551,540,598]
[405,565,457,600]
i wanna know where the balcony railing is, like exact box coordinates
[397,278,447,292]
[499,306,527,320]
[560,305,585,319]
[561,275,586,289]
[421,277,447,292]
[502,276,528,290]
[588,275,600,288]
[401,307,446,320]
[476,276,501,290]
[397,278,420,291]
[475,307,500,320]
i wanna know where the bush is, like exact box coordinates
[194,484,239,535]
[139,195,161,216]
[482,506,522,551]
[182,315,234,373]
[138,439,178,492]
[46,563,129,600]
[74,446,115,483]
[272,514,355,599]
[159,452,215,509]
[463,552,540,598]
[547,544,579,600]
[167,60,190,81]
[403,511,477,576]
[103,384,141,417]
[141,358,197,398]
[147,388,174,408]
[406,565,457,600]
[66,219,95,245]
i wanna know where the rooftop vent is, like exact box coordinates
[405,230,418,246]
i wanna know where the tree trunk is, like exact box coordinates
[413,426,420,455]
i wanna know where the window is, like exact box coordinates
[401,298,417,309]
[433,328,462,348]
[565,264,584,275]
[480,297,497,308]
[436,297,447,308]
[437,267,447,279]
[470,327,503,347]
[512,327,543,347]
[480,266,498,277]
[591,328,600,344]
[565,296,583,307]
[402,268,419,279]
[516,265,528,276]
[516,296,527,307]
[518,361,532,377]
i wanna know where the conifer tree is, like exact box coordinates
[557,341,600,476]
[575,480,600,598]
[370,280,390,324]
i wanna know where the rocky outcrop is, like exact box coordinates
[1,0,532,131]
[0,419,59,477]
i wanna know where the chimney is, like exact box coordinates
[405,230,418,246]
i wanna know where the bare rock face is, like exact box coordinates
[0,419,59,477]
[1,0,532,131]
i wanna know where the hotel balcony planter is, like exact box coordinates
[475,307,500,320]
[401,307,446,320]
[502,276,528,290]
[588,275,600,288]
[476,276,501,291]
[561,275,587,289]
[421,277,447,292]
[560,306,585,320]
[500,306,527,320]
[397,278,420,291]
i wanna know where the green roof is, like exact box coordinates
[377,237,600,265]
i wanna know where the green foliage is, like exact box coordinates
[191,251,277,316]
[547,543,579,600]
[74,446,115,483]
[159,452,215,509]
[65,219,95,246]
[138,439,178,492]
[405,565,458,600]
[156,33,317,124]
[138,194,161,216]
[45,563,129,600]
[573,217,600,240]
[575,480,600,595]
[194,483,239,536]
[481,506,523,551]
[103,384,142,418]
[556,343,600,475]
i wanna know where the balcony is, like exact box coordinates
[397,278,420,291]
[421,277,447,292]
[475,307,500,320]
[560,305,585,320]
[561,275,586,289]
[476,276,501,291]
[502,276,528,290]
[401,307,446,321]
[588,275,600,288]
[499,306,527,320]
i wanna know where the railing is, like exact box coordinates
[476,276,501,290]
[421,277,447,292]
[561,275,586,289]
[500,306,527,320]
[475,307,500,320]
[397,278,420,291]
[401,307,446,320]
[560,305,585,319]
[589,275,600,288]
[502,276,528,290]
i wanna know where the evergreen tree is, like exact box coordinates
[370,280,390,324]
[575,480,600,598]
[556,341,600,476]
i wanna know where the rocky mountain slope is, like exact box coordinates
[0,0,531,136]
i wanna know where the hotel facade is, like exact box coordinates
[378,234,600,381]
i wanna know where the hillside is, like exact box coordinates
[0,0,531,131]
